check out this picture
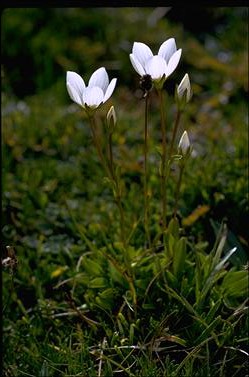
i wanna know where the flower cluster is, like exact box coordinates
[66,37,191,112]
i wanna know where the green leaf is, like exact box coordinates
[173,237,187,277]
[108,261,128,288]
[168,233,175,258]
[168,217,180,240]
[82,258,103,276]
[194,316,221,345]
[205,299,222,324]
[221,270,248,297]
[89,277,107,288]
[165,270,178,286]
[96,288,115,310]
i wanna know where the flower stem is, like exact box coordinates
[88,114,111,179]
[174,161,185,219]
[169,109,182,158]
[108,132,114,178]
[144,94,151,247]
[158,89,167,230]
[107,131,126,248]
[88,114,126,247]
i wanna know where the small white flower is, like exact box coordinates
[177,74,191,102]
[130,38,182,87]
[178,130,190,155]
[66,68,117,110]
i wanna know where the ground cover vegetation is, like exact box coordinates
[2,7,248,377]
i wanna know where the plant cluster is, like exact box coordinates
[2,10,248,376]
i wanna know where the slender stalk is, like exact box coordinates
[169,109,182,158]
[158,89,167,230]
[108,132,114,178]
[144,94,151,247]
[174,161,185,219]
[107,131,126,248]
[88,114,126,247]
[106,131,135,303]
[88,114,111,179]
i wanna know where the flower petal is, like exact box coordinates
[130,54,146,76]
[88,67,109,92]
[145,55,167,80]
[132,42,153,68]
[166,49,182,77]
[103,78,117,103]
[66,71,86,105]
[66,82,83,106]
[158,38,177,63]
[83,86,104,108]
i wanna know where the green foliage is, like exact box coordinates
[2,7,248,377]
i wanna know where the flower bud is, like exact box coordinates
[178,130,190,156]
[106,105,117,133]
[175,73,192,110]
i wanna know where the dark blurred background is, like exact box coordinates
[2,7,248,97]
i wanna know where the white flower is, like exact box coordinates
[66,68,117,110]
[130,38,182,87]
[178,130,190,155]
[176,73,192,104]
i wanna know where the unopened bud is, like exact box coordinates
[178,130,190,155]
[175,74,192,110]
[106,105,117,133]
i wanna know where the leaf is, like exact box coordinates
[213,247,237,273]
[200,247,237,303]
[168,217,180,240]
[96,288,115,310]
[89,277,108,288]
[82,258,103,276]
[165,270,178,286]
[165,335,187,347]
[205,299,222,324]
[221,270,248,297]
[173,237,187,277]
[194,316,221,345]
[168,233,175,258]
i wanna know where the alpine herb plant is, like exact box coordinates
[64,37,248,376]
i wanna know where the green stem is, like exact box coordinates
[169,109,182,158]
[144,94,151,248]
[158,89,167,230]
[108,132,114,179]
[88,114,126,247]
[106,128,126,249]
[88,115,111,179]
[174,161,185,219]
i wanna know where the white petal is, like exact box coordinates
[88,67,109,92]
[66,82,83,106]
[145,55,167,80]
[158,38,177,63]
[166,49,182,77]
[132,42,153,68]
[83,86,104,108]
[130,54,146,76]
[103,78,117,103]
[66,71,85,104]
